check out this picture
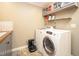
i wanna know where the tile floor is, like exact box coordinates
[12,48,43,56]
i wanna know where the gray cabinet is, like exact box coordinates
[0,34,12,56]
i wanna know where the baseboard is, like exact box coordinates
[12,45,28,52]
[11,45,28,56]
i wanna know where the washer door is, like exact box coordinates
[43,36,55,56]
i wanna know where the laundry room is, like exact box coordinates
[0,1,79,57]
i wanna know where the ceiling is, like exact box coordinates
[28,2,52,8]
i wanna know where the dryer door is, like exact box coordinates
[43,36,55,56]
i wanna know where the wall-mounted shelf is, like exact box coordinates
[48,17,72,21]
[53,2,78,13]
[43,2,78,16]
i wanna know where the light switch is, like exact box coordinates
[70,24,77,28]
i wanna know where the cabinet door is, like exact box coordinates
[0,39,7,56]
[5,34,12,56]
[0,34,12,56]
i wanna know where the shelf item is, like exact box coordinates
[48,15,56,21]
[48,16,52,21]
[44,15,56,21]
[44,16,49,23]
[42,3,54,16]
[51,15,56,20]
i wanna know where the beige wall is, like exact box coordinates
[0,2,79,56]
[46,7,79,55]
[0,3,44,48]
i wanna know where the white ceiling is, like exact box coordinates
[28,2,52,8]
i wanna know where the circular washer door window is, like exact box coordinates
[43,36,55,56]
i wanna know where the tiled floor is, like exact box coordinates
[12,48,43,56]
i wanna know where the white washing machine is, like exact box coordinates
[35,28,71,56]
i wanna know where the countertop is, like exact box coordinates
[0,31,13,43]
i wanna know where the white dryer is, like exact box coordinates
[35,28,71,56]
